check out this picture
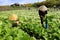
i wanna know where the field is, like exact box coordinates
[0,8,60,40]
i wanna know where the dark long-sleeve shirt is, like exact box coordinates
[38,10,47,17]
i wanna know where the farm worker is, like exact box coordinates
[9,14,20,27]
[38,5,48,28]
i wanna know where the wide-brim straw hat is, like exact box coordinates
[9,14,18,21]
[38,5,48,12]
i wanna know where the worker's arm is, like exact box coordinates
[45,11,47,14]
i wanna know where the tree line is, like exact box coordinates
[10,0,60,8]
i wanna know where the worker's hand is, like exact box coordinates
[40,16,43,17]
[41,16,44,18]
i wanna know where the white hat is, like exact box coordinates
[38,5,48,12]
